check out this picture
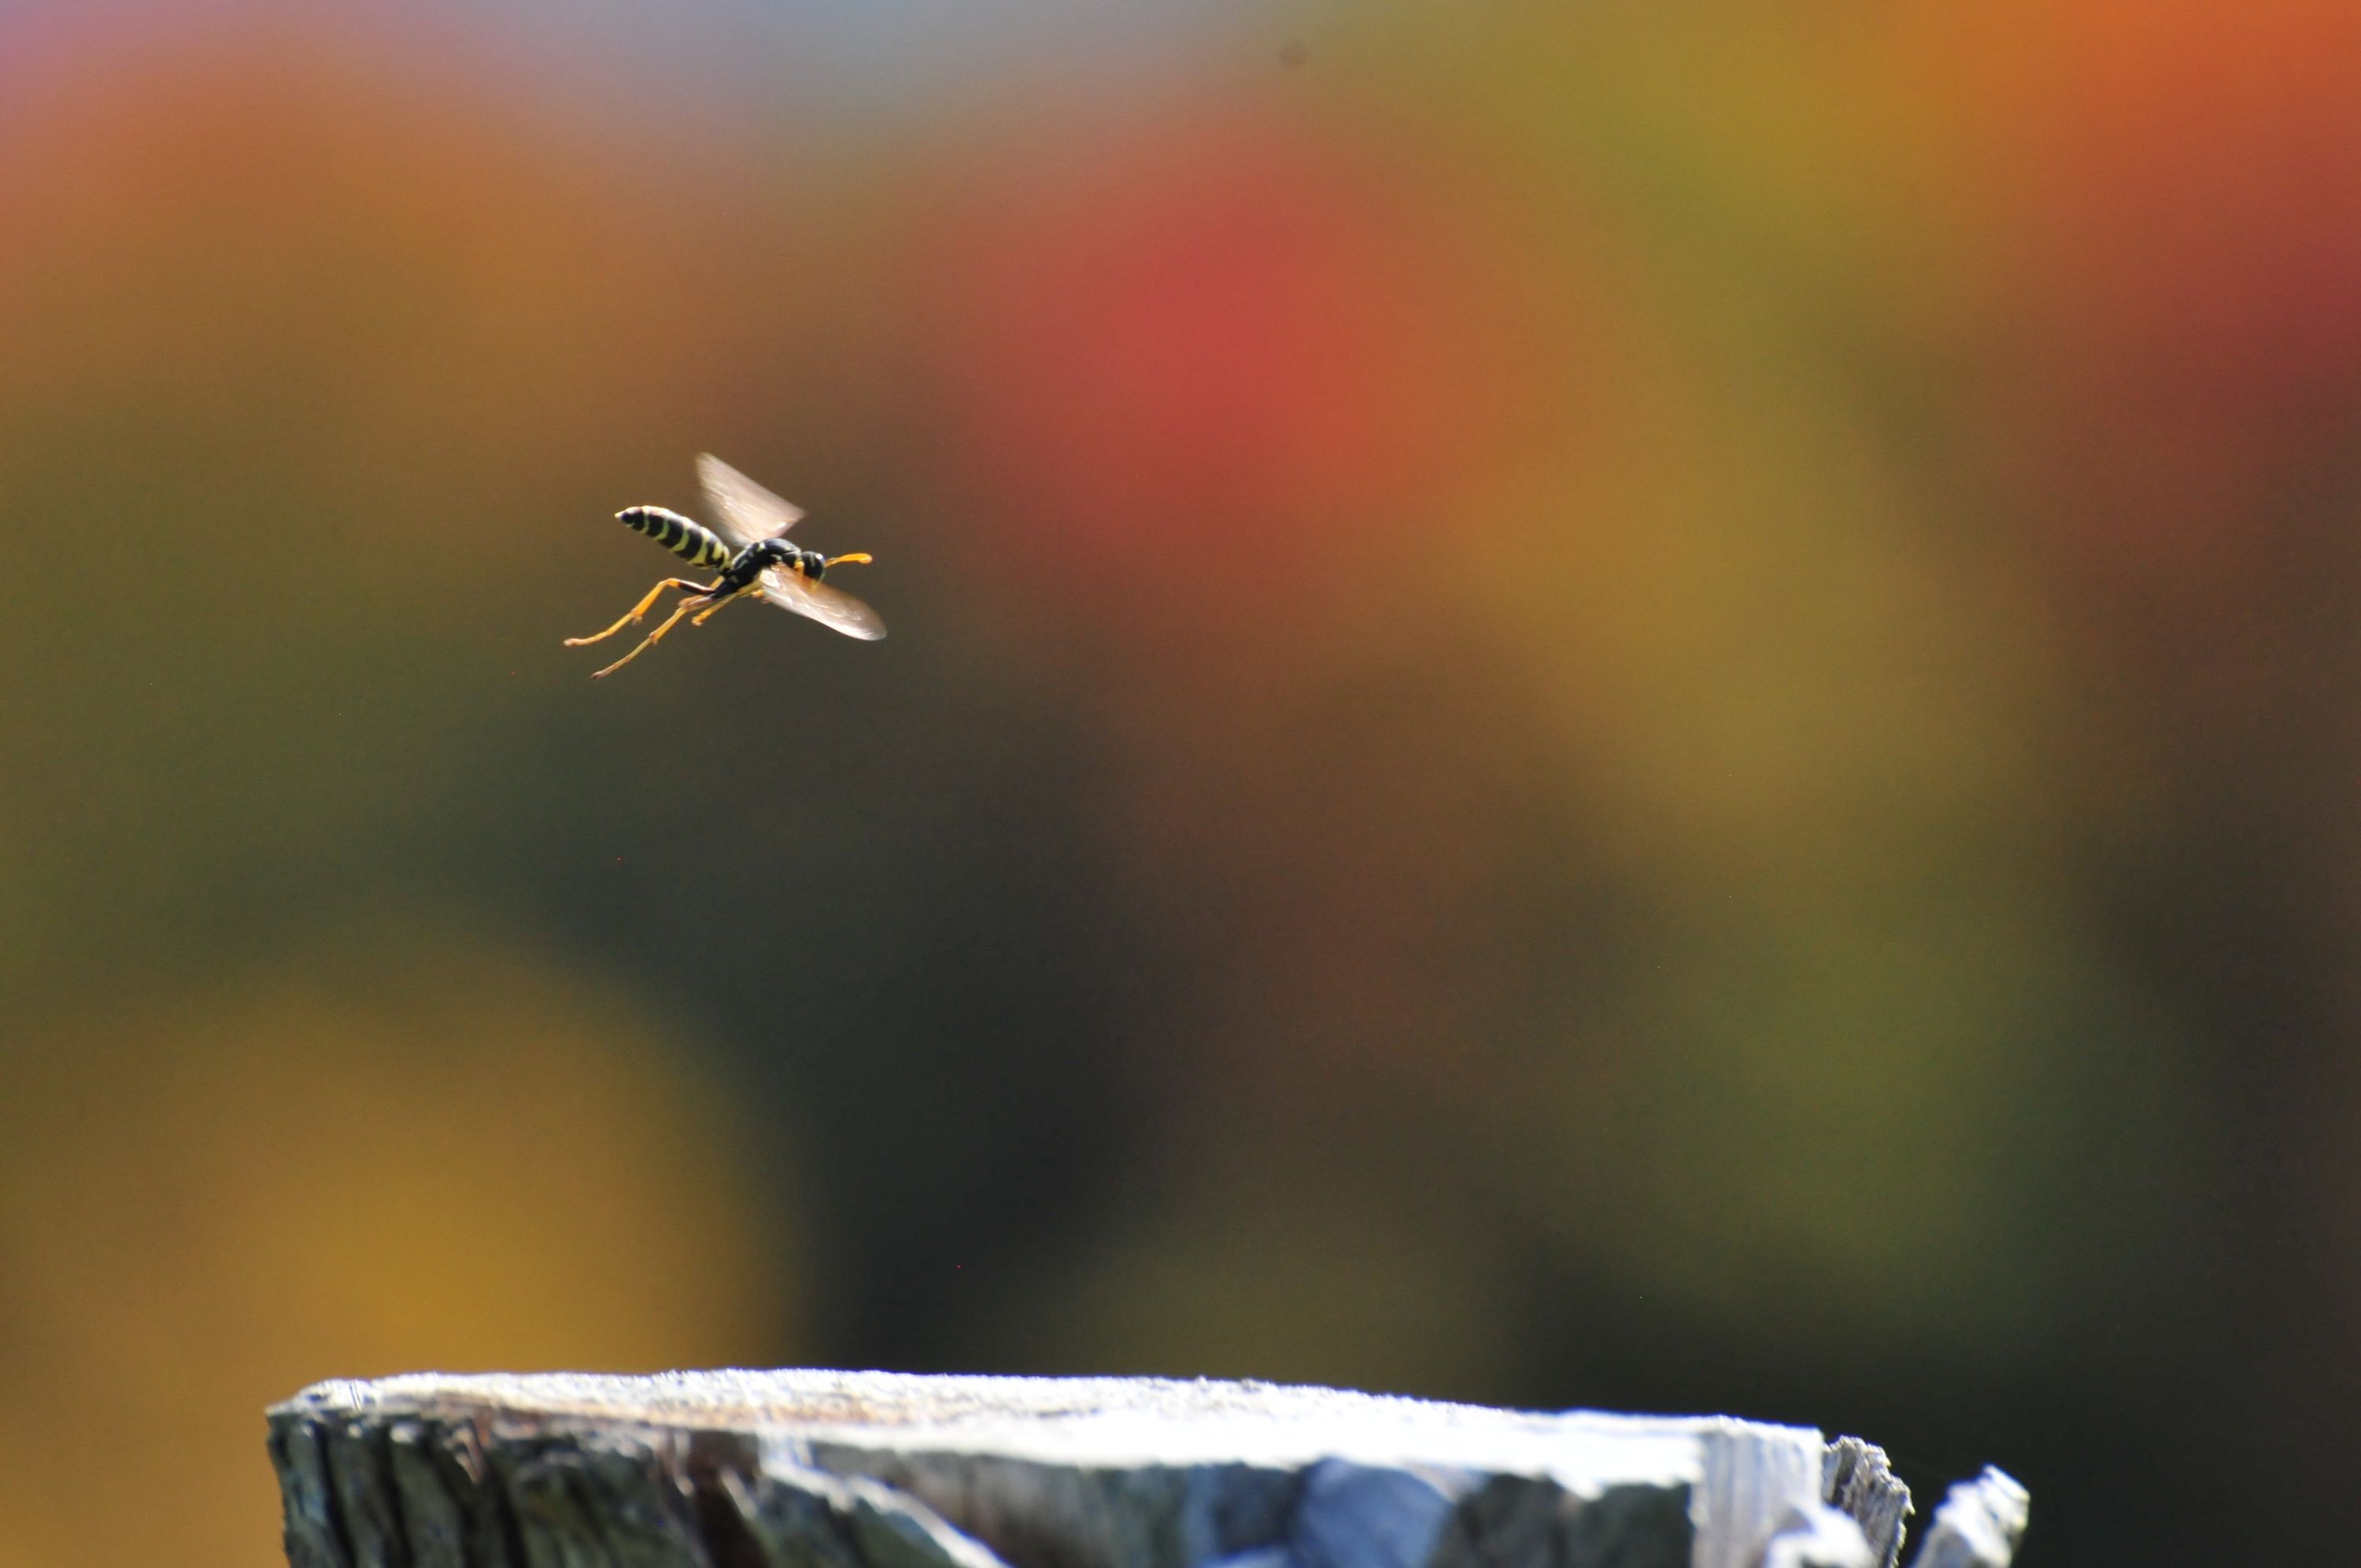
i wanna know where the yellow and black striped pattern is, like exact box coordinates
[617,506,733,570]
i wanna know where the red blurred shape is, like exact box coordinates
[931,111,1538,603]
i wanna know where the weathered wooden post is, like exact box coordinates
[267,1371,2025,1568]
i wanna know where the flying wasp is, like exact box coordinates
[566,453,885,678]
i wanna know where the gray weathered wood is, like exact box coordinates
[1820,1438,1908,1568]
[1903,1469,2027,1568]
[265,1371,2012,1568]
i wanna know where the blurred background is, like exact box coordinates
[1,2,2355,1562]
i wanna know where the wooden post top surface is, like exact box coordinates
[268,1370,2008,1568]
[278,1368,1752,1479]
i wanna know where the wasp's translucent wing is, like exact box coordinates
[760,566,887,640]
[696,452,806,549]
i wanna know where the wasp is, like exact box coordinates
[566,453,885,677]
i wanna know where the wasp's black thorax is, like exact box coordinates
[719,538,826,593]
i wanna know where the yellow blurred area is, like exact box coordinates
[0,931,796,1567]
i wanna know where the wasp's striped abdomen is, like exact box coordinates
[618,506,733,570]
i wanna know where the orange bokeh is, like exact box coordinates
[1912,0,2361,574]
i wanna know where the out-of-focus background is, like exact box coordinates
[1,2,2355,1562]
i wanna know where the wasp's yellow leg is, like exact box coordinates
[825,552,874,568]
[565,577,716,648]
[689,583,762,627]
[590,596,708,679]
